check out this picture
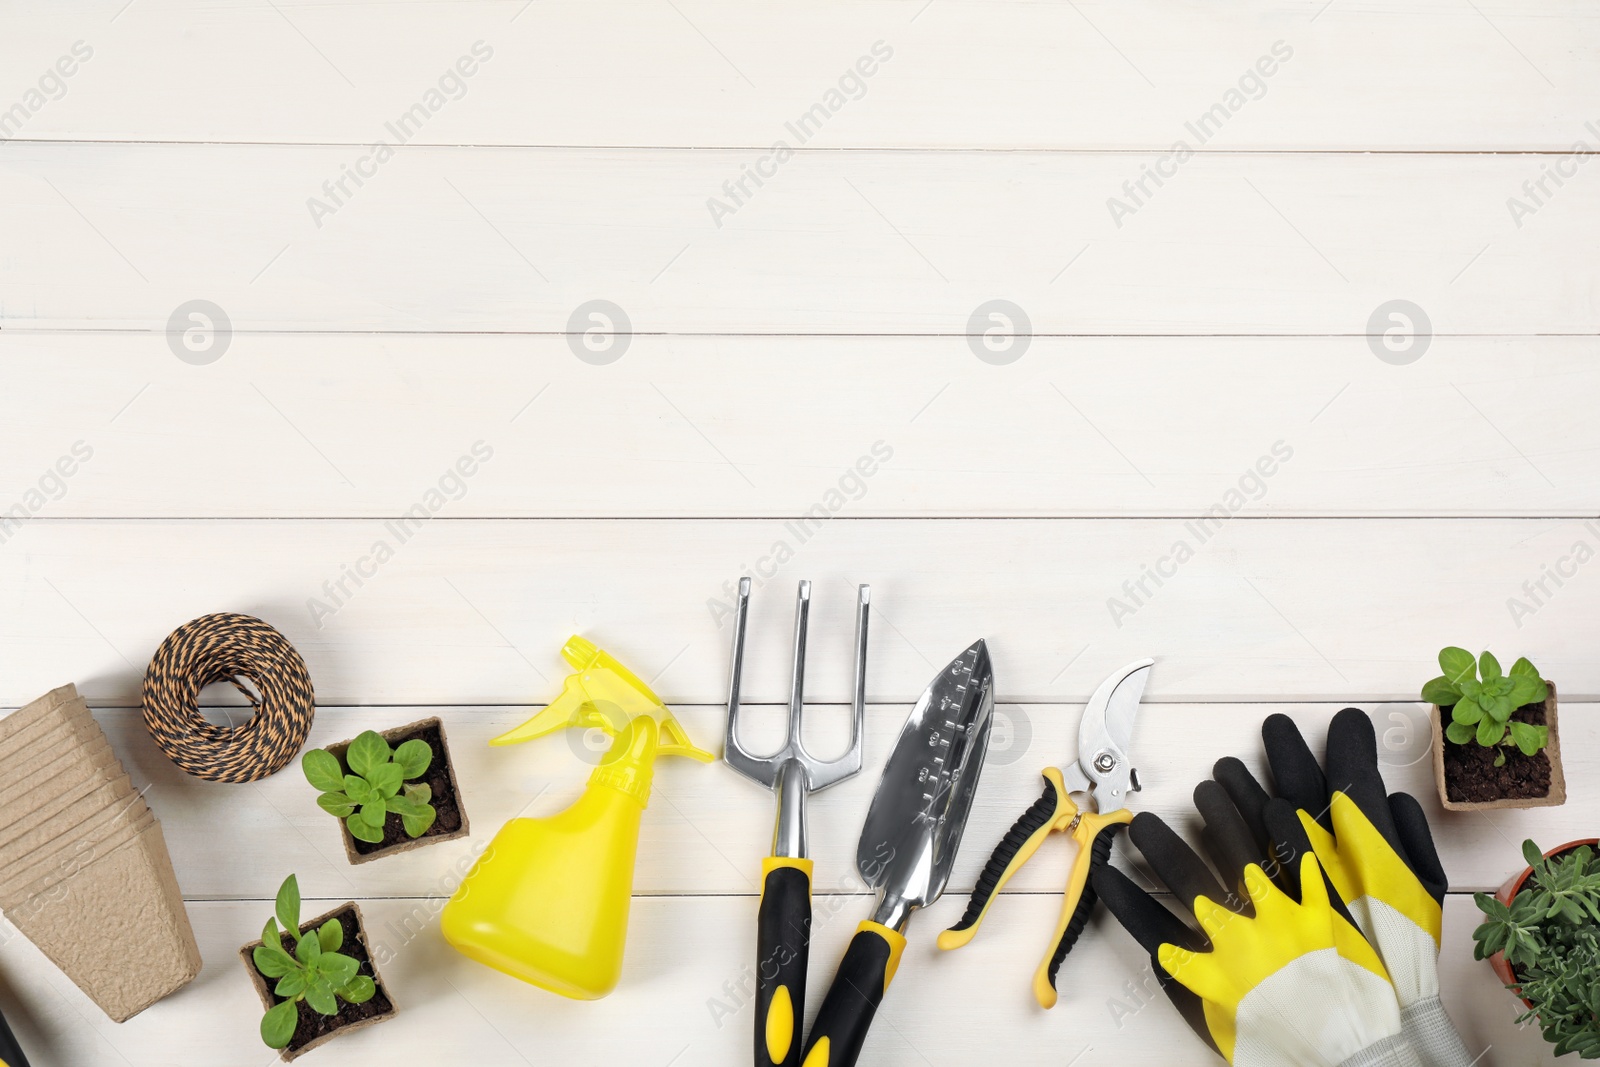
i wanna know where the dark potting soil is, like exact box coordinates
[1438,698,1552,803]
[269,907,394,1053]
[349,720,464,856]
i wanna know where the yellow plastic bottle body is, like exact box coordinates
[441,716,660,1000]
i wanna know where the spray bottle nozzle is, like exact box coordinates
[489,637,715,764]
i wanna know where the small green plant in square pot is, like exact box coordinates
[1421,647,1565,810]
[1473,839,1600,1059]
[241,875,396,1060]
[303,717,469,864]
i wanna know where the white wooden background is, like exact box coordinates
[1,1,1594,1064]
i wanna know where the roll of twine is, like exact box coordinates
[141,613,315,783]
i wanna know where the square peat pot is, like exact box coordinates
[1431,681,1566,812]
[324,717,470,864]
[240,901,396,1061]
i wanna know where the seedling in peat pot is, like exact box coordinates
[253,875,376,1049]
[302,730,436,843]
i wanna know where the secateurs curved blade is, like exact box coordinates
[936,658,1153,1008]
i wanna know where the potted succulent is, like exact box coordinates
[1473,839,1600,1059]
[302,718,469,864]
[1421,647,1565,810]
[241,874,396,1059]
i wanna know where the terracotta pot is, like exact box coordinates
[1430,681,1566,811]
[323,717,470,864]
[1485,838,1600,1008]
[240,900,397,1061]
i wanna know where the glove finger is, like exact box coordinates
[1263,798,1360,930]
[1262,713,1331,831]
[1128,811,1240,914]
[1324,708,1402,844]
[1389,791,1448,903]
[1091,863,1208,958]
[1194,779,1266,905]
[1212,755,1273,857]
[1090,865,1220,1059]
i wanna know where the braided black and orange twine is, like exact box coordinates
[141,613,315,783]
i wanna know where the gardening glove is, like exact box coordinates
[1213,708,1474,1067]
[1094,810,1421,1067]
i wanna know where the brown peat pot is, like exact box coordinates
[1485,838,1599,1007]
[324,717,469,864]
[240,900,396,1061]
[1430,681,1566,811]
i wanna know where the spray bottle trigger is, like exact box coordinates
[657,715,716,763]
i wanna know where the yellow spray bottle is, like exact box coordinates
[441,636,714,1000]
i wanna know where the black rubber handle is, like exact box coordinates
[797,923,904,1067]
[947,776,1061,936]
[1045,820,1122,988]
[755,860,811,1067]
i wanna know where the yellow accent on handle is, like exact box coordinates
[802,1037,830,1067]
[1031,806,1134,1009]
[766,984,796,1063]
[858,921,907,993]
[937,767,1078,951]
[761,855,815,903]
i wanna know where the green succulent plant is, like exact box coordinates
[253,875,376,1049]
[302,730,436,844]
[1421,647,1549,765]
[1474,840,1600,1059]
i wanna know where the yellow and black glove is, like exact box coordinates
[1095,811,1422,1067]
[1212,709,1473,1067]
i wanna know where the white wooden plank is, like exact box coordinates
[2,0,1593,151]
[3,145,1596,333]
[2,518,1597,707]
[0,893,1562,1065]
[94,703,1599,901]
[2,333,1595,518]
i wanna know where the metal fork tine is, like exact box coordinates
[788,580,811,747]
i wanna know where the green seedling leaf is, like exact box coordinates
[339,975,376,1004]
[275,875,300,935]
[317,792,357,818]
[401,807,437,839]
[1458,677,1482,701]
[262,918,280,950]
[404,781,432,805]
[1485,694,1515,722]
[1477,717,1507,747]
[1508,675,1544,708]
[1452,699,1485,725]
[318,919,343,952]
[1421,676,1461,705]
[347,731,391,779]
[301,749,345,793]
[253,944,294,978]
[1445,721,1475,745]
[1510,656,1539,679]
[367,763,403,799]
[359,801,387,828]
[1494,749,1507,767]
[1439,646,1476,683]
[261,998,299,1049]
[1509,722,1548,757]
[385,791,430,818]
[295,931,321,964]
[1480,650,1503,684]
[346,812,384,843]
[343,775,373,804]
[394,738,432,780]
[304,978,338,1017]
[275,971,308,998]
[319,951,359,988]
